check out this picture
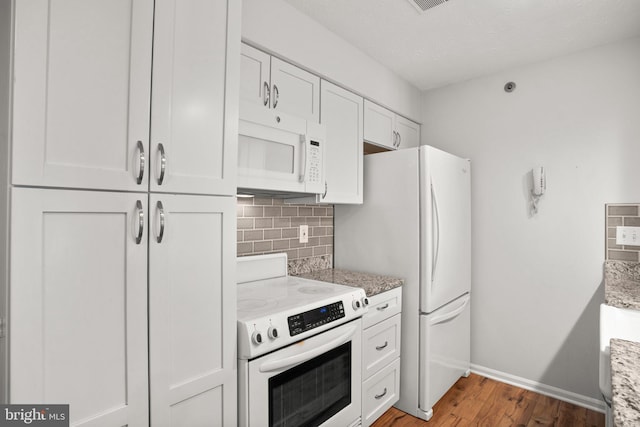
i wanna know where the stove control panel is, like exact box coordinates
[288,301,345,336]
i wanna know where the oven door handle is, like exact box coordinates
[258,324,358,373]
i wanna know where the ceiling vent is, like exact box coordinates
[407,0,449,13]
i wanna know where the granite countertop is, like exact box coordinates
[604,260,640,310]
[297,268,403,297]
[610,338,640,427]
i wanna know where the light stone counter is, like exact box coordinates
[604,260,640,310]
[610,338,640,427]
[297,268,403,297]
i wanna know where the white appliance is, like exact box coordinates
[335,146,471,421]
[599,304,640,427]
[237,254,368,427]
[238,102,325,197]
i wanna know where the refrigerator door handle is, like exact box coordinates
[429,295,469,326]
[431,181,441,283]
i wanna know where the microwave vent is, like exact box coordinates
[407,0,449,13]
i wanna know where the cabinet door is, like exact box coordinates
[149,194,236,427]
[364,100,396,150]
[10,188,149,426]
[395,116,420,150]
[12,0,153,191]
[240,43,272,109]
[271,57,320,123]
[320,81,363,204]
[150,0,240,196]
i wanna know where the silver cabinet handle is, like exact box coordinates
[375,341,388,351]
[135,200,144,244]
[273,84,279,108]
[375,388,388,399]
[155,200,165,243]
[397,132,402,148]
[263,81,270,106]
[322,181,328,199]
[376,303,389,311]
[136,140,145,184]
[157,143,166,185]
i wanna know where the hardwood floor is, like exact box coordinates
[371,374,605,427]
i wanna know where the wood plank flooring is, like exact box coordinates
[371,374,605,427]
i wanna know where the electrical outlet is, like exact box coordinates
[616,226,640,246]
[299,225,309,243]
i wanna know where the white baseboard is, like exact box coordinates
[470,364,606,413]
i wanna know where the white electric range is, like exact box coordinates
[237,253,368,427]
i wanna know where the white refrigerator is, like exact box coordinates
[335,145,471,421]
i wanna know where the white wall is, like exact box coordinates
[241,0,422,122]
[421,36,640,403]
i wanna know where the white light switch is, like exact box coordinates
[299,225,309,243]
[616,226,640,246]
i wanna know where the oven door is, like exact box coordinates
[243,319,362,427]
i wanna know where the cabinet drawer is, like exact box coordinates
[363,287,402,329]
[362,358,401,427]
[363,313,401,380]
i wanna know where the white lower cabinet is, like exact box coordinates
[149,194,236,427]
[361,287,402,427]
[10,188,149,426]
[363,358,401,426]
[9,188,236,426]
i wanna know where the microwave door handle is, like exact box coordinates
[258,324,358,373]
[299,136,306,183]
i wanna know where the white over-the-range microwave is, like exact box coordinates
[237,102,326,197]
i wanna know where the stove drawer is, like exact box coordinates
[363,313,401,380]
[362,358,400,427]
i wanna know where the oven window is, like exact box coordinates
[269,342,351,427]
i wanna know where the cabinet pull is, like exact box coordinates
[392,131,398,148]
[377,303,389,311]
[273,84,279,108]
[397,133,402,148]
[263,82,270,106]
[135,200,144,244]
[157,143,166,185]
[156,201,165,243]
[375,388,388,400]
[376,341,388,351]
[136,140,145,184]
[322,181,328,199]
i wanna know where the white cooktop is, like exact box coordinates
[237,275,359,322]
[236,253,368,359]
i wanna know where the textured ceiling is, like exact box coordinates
[283,0,640,90]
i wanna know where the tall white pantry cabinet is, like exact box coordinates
[0,1,240,426]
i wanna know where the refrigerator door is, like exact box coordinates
[419,293,471,418]
[420,146,471,314]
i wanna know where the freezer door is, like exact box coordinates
[420,146,471,313]
[419,294,471,416]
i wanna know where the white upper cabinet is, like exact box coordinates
[10,188,149,426]
[150,0,239,196]
[149,194,236,427]
[319,80,363,204]
[11,0,154,192]
[240,43,320,123]
[11,0,239,196]
[364,100,420,150]
[395,115,420,149]
[363,100,396,150]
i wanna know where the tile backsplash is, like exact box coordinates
[606,204,640,262]
[237,197,334,266]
